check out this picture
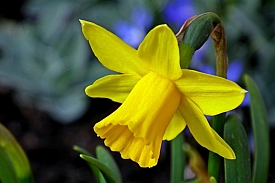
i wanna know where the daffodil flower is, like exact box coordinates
[80,20,247,168]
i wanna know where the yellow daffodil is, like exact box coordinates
[80,20,247,168]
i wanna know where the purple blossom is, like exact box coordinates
[190,41,214,74]
[162,0,196,30]
[227,60,249,107]
[227,60,244,82]
[241,92,250,107]
[113,6,153,48]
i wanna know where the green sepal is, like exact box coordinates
[224,114,251,183]
[0,123,35,183]
[244,74,270,183]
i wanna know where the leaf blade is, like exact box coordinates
[244,74,270,183]
[0,123,35,183]
[224,114,251,183]
[80,154,121,183]
[96,146,122,183]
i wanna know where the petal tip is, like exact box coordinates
[224,148,236,159]
[228,153,236,160]
[241,89,248,94]
[79,19,95,28]
[79,19,85,26]
[84,85,93,97]
[157,24,170,30]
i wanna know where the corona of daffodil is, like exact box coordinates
[80,20,247,168]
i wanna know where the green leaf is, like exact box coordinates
[96,146,122,183]
[73,145,104,183]
[80,154,121,183]
[224,114,251,183]
[73,145,93,156]
[73,145,122,183]
[244,74,270,183]
[0,148,19,183]
[0,123,35,183]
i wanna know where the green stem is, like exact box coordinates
[206,13,228,181]
[207,113,226,180]
[170,133,185,183]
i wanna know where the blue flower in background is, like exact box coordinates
[114,0,196,47]
[163,0,210,75]
[162,0,196,30]
[227,60,244,82]
[113,6,153,48]
[190,41,214,74]
[227,60,249,107]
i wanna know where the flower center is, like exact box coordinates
[123,72,182,142]
[94,71,182,167]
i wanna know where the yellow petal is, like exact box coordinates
[94,72,181,167]
[80,20,148,76]
[178,96,235,159]
[97,125,157,167]
[175,69,247,116]
[163,110,186,141]
[137,24,182,80]
[85,74,141,103]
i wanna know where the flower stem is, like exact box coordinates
[207,113,226,180]
[171,133,185,183]
[206,13,228,181]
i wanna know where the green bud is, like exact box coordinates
[176,12,228,78]
[181,13,221,51]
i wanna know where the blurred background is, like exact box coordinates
[0,0,274,182]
